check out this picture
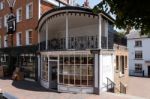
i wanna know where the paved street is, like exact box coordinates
[127,77,150,99]
[0,77,146,99]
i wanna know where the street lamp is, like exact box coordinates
[6,0,16,47]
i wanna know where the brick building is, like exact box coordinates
[114,44,128,93]
[0,0,68,81]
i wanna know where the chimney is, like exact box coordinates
[83,0,90,8]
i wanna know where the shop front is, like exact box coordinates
[40,51,94,93]
[0,45,38,81]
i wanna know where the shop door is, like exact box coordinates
[148,66,150,77]
[49,60,58,90]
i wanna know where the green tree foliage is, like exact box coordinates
[93,0,150,35]
[114,32,127,45]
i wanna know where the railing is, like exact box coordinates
[120,82,126,94]
[129,70,144,77]
[106,77,116,93]
[39,36,111,51]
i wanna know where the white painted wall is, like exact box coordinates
[99,54,114,92]
[128,38,150,76]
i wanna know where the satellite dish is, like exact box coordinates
[7,0,16,8]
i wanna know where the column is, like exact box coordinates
[98,14,102,49]
[94,54,99,94]
[65,12,69,49]
[105,20,108,49]
[38,29,40,51]
[46,21,48,50]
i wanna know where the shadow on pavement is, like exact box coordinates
[11,80,57,92]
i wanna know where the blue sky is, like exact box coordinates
[76,0,100,8]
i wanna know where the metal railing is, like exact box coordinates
[106,77,116,93]
[129,70,144,77]
[39,36,111,51]
[120,82,126,94]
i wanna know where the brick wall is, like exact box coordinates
[0,0,54,48]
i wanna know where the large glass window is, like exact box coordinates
[41,56,48,81]
[20,54,36,80]
[59,55,94,87]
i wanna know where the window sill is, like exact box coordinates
[119,73,125,78]
[134,58,143,60]
[26,17,33,20]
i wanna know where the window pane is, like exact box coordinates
[59,65,63,74]
[88,57,94,64]
[82,76,87,85]
[75,75,80,85]
[75,65,80,75]
[82,65,87,76]
[81,57,87,64]
[88,76,93,86]
[69,75,74,84]
[59,74,63,84]
[75,56,80,64]
[64,75,68,84]
[88,65,93,76]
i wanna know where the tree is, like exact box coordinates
[93,0,150,35]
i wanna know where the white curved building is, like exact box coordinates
[37,6,115,94]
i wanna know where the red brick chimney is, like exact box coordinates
[83,0,90,8]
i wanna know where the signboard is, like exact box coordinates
[7,14,16,34]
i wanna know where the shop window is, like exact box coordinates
[58,55,94,87]
[21,55,36,79]
[41,56,48,81]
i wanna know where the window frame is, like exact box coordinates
[135,40,142,47]
[16,32,22,46]
[135,51,143,59]
[26,29,32,45]
[135,64,142,72]
[0,1,4,10]
[0,17,2,28]
[4,35,8,47]
[16,7,22,22]
[26,2,33,19]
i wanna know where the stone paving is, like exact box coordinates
[127,76,150,99]
[0,77,145,99]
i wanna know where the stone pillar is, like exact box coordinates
[98,14,102,49]
[94,54,99,94]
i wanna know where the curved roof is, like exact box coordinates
[37,6,114,29]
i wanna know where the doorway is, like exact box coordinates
[148,66,150,77]
[49,59,58,90]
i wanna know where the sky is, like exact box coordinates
[75,0,100,8]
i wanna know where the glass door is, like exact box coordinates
[49,60,58,90]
